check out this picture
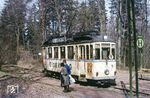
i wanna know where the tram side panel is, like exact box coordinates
[48,59,61,72]
[42,55,116,84]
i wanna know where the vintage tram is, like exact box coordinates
[42,31,117,85]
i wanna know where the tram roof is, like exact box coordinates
[42,31,115,47]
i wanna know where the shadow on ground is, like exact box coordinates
[77,81,113,88]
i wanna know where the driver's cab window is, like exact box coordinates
[102,48,110,60]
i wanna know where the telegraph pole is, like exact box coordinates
[127,0,133,97]
[131,0,139,98]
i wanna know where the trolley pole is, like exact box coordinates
[127,0,133,97]
[131,0,139,98]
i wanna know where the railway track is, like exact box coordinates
[113,81,150,97]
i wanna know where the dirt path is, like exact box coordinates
[0,65,150,98]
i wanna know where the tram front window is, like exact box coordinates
[102,48,110,60]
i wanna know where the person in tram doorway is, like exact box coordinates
[60,62,71,92]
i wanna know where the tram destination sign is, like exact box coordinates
[136,36,144,48]
[52,37,66,43]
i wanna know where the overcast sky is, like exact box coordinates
[0,0,5,12]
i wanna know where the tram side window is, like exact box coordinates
[60,47,65,59]
[54,47,58,58]
[68,46,74,59]
[48,47,52,58]
[86,45,89,60]
[80,46,85,59]
[95,44,100,60]
[90,45,93,59]
[102,48,110,59]
[95,48,100,59]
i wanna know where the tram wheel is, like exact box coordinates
[111,79,116,86]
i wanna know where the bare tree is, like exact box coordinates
[0,0,27,65]
[96,0,107,34]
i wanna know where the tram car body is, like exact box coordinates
[42,31,117,85]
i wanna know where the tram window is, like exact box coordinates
[46,48,49,59]
[95,48,100,59]
[44,48,47,59]
[68,46,74,59]
[112,48,115,59]
[95,44,100,60]
[48,47,52,58]
[60,47,65,59]
[54,47,58,58]
[90,45,93,59]
[80,46,85,59]
[102,48,110,59]
[86,45,89,59]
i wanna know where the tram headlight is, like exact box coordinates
[104,69,109,75]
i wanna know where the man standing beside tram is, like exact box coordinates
[60,60,72,92]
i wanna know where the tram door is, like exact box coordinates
[78,45,86,79]
[75,46,80,75]
[86,45,93,78]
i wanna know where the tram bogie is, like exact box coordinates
[42,31,117,85]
